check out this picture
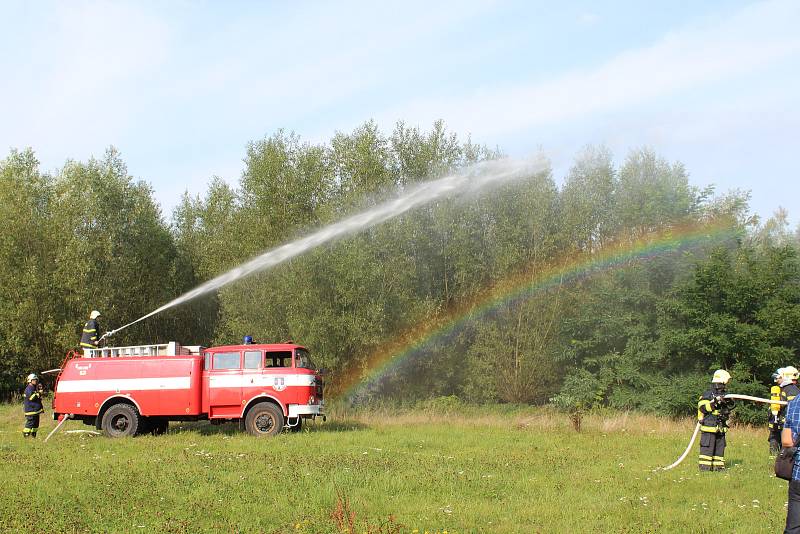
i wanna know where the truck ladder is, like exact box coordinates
[84,341,199,358]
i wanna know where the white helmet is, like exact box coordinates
[26,373,38,382]
[783,366,799,381]
[90,310,101,319]
[712,369,731,384]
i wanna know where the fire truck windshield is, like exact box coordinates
[294,348,315,370]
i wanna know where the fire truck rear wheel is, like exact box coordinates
[245,402,284,437]
[101,403,140,438]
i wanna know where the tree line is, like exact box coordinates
[2,120,798,422]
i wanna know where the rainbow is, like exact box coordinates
[334,220,739,401]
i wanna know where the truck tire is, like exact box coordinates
[101,403,140,438]
[244,402,284,437]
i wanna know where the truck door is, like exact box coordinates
[207,350,242,418]
[241,349,262,402]
[261,350,292,403]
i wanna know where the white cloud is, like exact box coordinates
[1,2,170,161]
[3,0,797,222]
[577,11,599,27]
[373,0,800,139]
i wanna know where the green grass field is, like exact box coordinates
[0,401,790,533]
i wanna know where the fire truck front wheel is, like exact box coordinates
[101,403,140,438]
[244,402,284,437]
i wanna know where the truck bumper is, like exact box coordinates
[288,403,325,418]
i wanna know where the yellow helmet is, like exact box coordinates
[783,366,799,381]
[712,369,731,384]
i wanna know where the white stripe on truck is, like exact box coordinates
[209,374,315,388]
[57,377,191,393]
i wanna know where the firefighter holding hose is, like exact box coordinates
[697,369,734,471]
[770,368,785,455]
[79,310,102,355]
[781,366,800,407]
[22,374,44,438]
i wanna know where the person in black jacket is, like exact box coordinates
[697,369,734,471]
[22,374,44,438]
[80,310,102,354]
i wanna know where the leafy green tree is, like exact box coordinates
[6,121,797,418]
[560,146,617,251]
[615,148,703,235]
[0,149,58,391]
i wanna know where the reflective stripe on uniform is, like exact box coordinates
[24,410,44,415]
[697,400,712,420]
[83,328,96,333]
[700,425,726,433]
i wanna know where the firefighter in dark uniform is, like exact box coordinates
[769,368,785,455]
[80,310,102,354]
[22,374,44,438]
[780,366,800,429]
[697,369,734,471]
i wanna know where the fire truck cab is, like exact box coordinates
[52,341,325,438]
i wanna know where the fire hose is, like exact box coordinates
[661,394,786,471]
[44,414,72,443]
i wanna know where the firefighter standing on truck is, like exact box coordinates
[22,374,44,438]
[697,369,734,471]
[80,310,102,355]
[769,368,785,455]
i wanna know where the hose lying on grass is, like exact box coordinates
[660,394,786,471]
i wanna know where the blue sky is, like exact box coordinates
[2,0,798,223]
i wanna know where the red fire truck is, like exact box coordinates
[52,341,325,437]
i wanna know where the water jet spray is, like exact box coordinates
[106,157,545,337]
